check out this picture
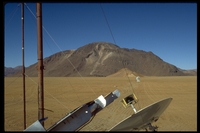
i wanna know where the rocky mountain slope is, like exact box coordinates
[5,42,197,77]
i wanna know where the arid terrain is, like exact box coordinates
[4,75,197,131]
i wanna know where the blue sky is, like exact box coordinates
[4,2,197,70]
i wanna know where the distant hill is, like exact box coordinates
[4,66,22,76]
[178,68,197,76]
[5,42,197,77]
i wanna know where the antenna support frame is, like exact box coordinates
[121,93,138,113]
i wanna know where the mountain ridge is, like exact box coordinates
[5,42,197,77]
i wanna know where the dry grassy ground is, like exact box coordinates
[4,76,197,131]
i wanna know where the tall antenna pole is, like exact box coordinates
[36,2,44,126]
[21,2,26,129]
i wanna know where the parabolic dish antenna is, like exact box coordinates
[109,97,172,131]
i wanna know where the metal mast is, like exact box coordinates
[21,2,26,129]
[36,2,44,126]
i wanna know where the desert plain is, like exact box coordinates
[4,75,197,131]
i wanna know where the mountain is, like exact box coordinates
[5,42,197,77]
[4,66,22,76]
[178,68,197,76]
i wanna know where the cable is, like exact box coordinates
[24,3,97,97]
[4,74,22,88]
[100,3,146,131]
[4,3,21,30]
